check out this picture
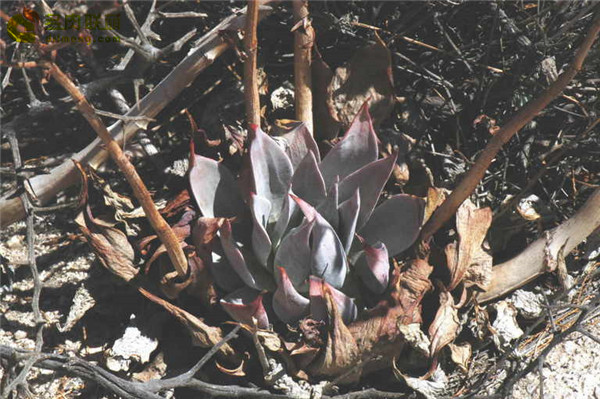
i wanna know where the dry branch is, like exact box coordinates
[293,0,314,133]
[420,11,600,243]
[0,3,276,228]
[46,62,189,277]
[479,188,600,303]
[244,0,261,127]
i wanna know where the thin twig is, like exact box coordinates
[1,2,277,228]
[420,12,600,243]
[2,131,45,398]
[292,0,314,133]
[244,0,261,127]
[45,62,189,277]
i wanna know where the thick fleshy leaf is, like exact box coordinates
[221,287,269,329]
[278,122,320,169]
[189,154,245,219]
[270,194,297,247]
[272,267,310,324]
[339,151,397,229]
[249,125,293,224]
[292,151,326,206]
[209,246,245,292]
[274,219,314,292]
[359,194,425,257]
[317,178,339,230]
[337,189,360,253]
[219,219,268,290]
[309,276,357,324]
[293,195,348,289]
[248,193,272,267]
[319,103,378,188]
[354,238,390,294]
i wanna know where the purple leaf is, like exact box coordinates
[279,122,321,169]
[249,125,293,224]
[293,195,348,289]
[274,218,314,292]
[319,103,378,188]
[270,194,297,247]
[292,152,326,206]
[273,267,310,324]
[209,245,245,292]
[339,152,397,230]
[309,276,357,324]
[358,194,425,257]
[219,219,273,290]
[317,177,339,230]
[337,189,360,253]
[188,155,245,219]
[221,287,269,329]
[354,237,390,294]
[248,192,272,267]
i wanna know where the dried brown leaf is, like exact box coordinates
[309,286,360,382]
[75,206,138,282]
[423,187,448,225]
[327,33,395,132]
[137,287,238,362]
[447,199,493,290]
[312,46,340,140]
[448,342,471,373]
[428,291,460,360]
[215,353,248,377]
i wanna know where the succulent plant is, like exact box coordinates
[188,104,425,329]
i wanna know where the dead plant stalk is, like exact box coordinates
[244,0,261,127]
[420,12,600,243]
[293,0,314,133]
[46,63,188,277]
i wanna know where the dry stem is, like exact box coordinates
[479,188,600,303]
[420,11,600,243]
[46,63,188,277]
[244,0,261,127]
[293,0,314,133]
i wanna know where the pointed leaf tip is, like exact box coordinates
[309,277,357,324]
[273,267,310,324]
[221,287,269,329]
[355,237,390,294]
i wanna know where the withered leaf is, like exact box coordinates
[428,291,460,361]
[448,342,471,373]
[158,253,217,306]
[447,199,493,290]
[309,286,360,382]
[423,187,448,225]
[216,353,248,377]
[391,259,434,324]
[137,287,238,362]
[75,206,138,282]
[327,33,395,133]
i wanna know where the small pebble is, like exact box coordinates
[14,330,27,340]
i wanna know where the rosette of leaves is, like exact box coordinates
[188,103,425,329]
